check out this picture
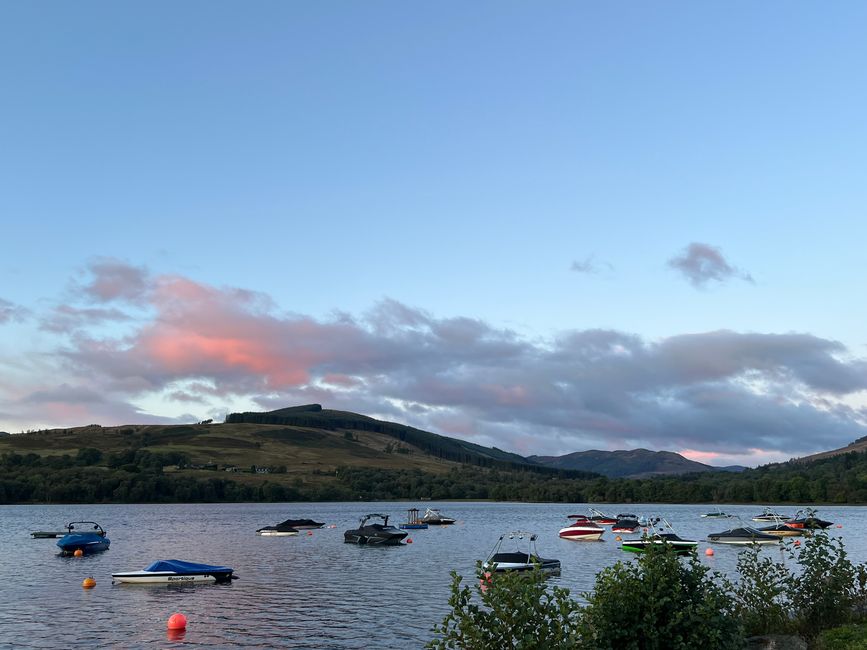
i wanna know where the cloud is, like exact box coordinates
[0,298,28,324]
[2,262,866,466]
[668,242,753,288]
[570,256,613,274]
[75,257,151,303]
[40,305,132,333]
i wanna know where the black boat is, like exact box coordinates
[612,513,641,533]
[273,517,324,530]
[707,525,781,545]
[785,509,833,530]
[344,514,408,546]
[483,531,560,575]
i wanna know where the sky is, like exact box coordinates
[2,2,867,467]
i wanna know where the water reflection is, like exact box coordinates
[0,502,860,647]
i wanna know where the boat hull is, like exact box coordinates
[399,523,429,530]
[343,532,406,545]
[621,540,697,555]
[256,529,299,536]
[57,535,110,555]
[558,528,604,541]
[112,571,233,584]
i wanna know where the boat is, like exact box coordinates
[112,560,236,584]
[483,531,561,575]
[752,507,791,523]
[255,522,300,536]
[621,518,698,555]
[588,508,617,526]
[558,515,605,541]
[399,508,429,530]
[707,525,781,545]
[270,517,324,530]
[420,508,456,525]
[785,509,833,530]
[344,513,408,545]
[757,522,804,537]
[611,513,641,533]
[56,521,110,555]
[700,508,734,519]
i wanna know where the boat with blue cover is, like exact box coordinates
[112,560,236,584]
[56,522,110,555]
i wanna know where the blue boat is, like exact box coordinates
[56,521,110,555]
[399,508,429,530]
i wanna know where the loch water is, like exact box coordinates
[0,502,862,648]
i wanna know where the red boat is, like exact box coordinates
[588,508,618,526]
[558,515,605,541]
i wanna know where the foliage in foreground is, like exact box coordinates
[430,534,867,649]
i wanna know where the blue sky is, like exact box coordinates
[2,2,866,466]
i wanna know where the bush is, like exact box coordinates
[816,622,867,649]
[734,543,794,636]
[578,544,742,650]
[428,564,581,649]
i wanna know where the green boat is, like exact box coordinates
[621,518,697,555]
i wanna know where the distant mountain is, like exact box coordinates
[796,436,867,464]
[528,448,743,478]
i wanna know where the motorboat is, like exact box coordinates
[588,508,617,526]
[255,522,299,536]
[757,522,804,537]
[483,531,561,575]
[707,525,781,545]
[270,517,324,530]
[112,560,236,584]
[399,508,429,530]
[621,518,698,555]
[344,513,408,545]
[56,522,110,555]
[558,515,605,541]
[420,508,456,525]
[700,508,734,519]
[785,509,833,530]
[611,513,641,533]
[752,507,791,523]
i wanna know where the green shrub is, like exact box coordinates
[816,622,867,649]
[734,543,794,635]
[578,544,742,650]
[428,564,581,649]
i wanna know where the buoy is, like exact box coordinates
[837,524,843,528]
[705,548,714,556]
[794,540,801,546]
[406,538,413,544]
[167,613,187,631]
[307,531,313,536]
[73,549,84,557]
[82,576,96,589]
[615,535,622,541]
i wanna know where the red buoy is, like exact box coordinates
[167,613,187,630]
[705,548,714,556]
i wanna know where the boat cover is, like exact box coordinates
[143,560,233,574]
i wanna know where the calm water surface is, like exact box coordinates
[0,502,862,648]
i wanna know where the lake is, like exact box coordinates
[0,502,861,648]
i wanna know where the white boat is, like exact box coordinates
[558,515,605,541]
[483,531,560,575]
[112,560,236,584]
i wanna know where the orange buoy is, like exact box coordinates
[82,576,96,589]
[167,613,187,631]
[615,535,622,541]
[406,538,413,544]
[73,549,84,557]
[794,540,801,546]
[705,548,714,556]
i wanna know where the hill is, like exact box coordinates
[527,448,738,478]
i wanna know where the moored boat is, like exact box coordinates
[757,523,804,537]
[344,513,408,545]
[420,508,456,525]
[483,531,560,575]
[707,525,781,545]
[56,522,110,555]
[785,509,833,530]
[700,508,734,519]
[611,513,641,533]
[112,560,236,584]
[255,523,300,536]
[558,515,605,541]
[588,508,617,526]
[399,508,429,530]
[271,517,324,530]
[621,518,697,555]
[752,507,791,523]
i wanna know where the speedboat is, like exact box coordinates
[621,518,697,555]
[707,525,781,545]
[270,517,324,530]
[56,522,110,555]
[588,508,617,526]
[558,515,605,541]
[344,513,408,545]
[255,523,300,536]
[483,531,561,575]
[611,513,641,533]
[757,522,804,537]
[420,508,456,525]
[112,560,236,584]
[752,507,791,522]
[399,508,429,530]
[700,508,734,519]
[785,509,833,530]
